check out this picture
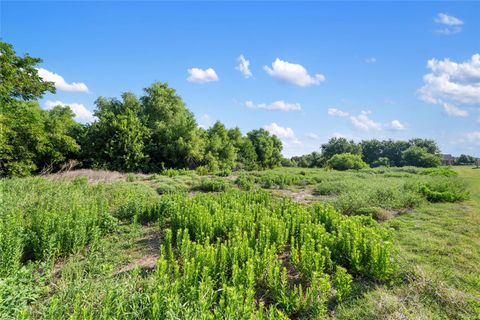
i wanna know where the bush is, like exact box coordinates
[235,174,255,190]
[327,153,369,171]
[334,266,353,302]
[402,147,441,168]
[193,178,229,192]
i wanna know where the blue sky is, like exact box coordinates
[2,1,479,157]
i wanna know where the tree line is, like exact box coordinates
[0,41,283,177]
[2,41,473,178]
[289,137,444,168]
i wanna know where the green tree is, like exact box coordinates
[247,129,282,169]
[408,138,440,154]
[0,102,79,177]
[204,122,236,172]
[140,82,203,169]
[40,106,81,169]
[81,94,147,171]
[402,146,441,167]
[228,127,258,170]
[320,138,362,164]
[0,41,55,103]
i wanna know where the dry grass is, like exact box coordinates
[45,169,130,183]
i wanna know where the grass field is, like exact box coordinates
[0,166,478,319]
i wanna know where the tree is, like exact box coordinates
[40,106,81,169]
[0,102,79,177]
[326,153,368,171]
[408,138,440,154]
[140,82,204,169]
[247,129,282,169]
[228,127,258,170]
[81,94,147,171]
[0,41,55,103]
[320,138,362,164]
[457,154,475,165]
[204,121,236,172]
[402,146,440,167]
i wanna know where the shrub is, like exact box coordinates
[235,174,256,190]
[327,153,369,171]
[402,147,441,168]
[193,178,229,192]
[334,266,353,302]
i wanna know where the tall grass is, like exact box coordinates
[0,177,160,276]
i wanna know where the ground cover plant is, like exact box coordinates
[0,166,477,319]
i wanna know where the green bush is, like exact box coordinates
[327,153,369,171]
[234,174,256,190]
[334,266,353,302]
[193,178,229,192]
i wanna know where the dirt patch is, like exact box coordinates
[45,169,129,183]
[115,228,160,276]
[273,189,332,204]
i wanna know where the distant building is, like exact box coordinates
[441,154,456,166]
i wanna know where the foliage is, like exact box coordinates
[327,153,369,171]
[0,41,55,103]
[193,177,229,192]
[402,146,441,168]
[247,128,283,169]
[0,101,80,177]
[334,266,353,302]
[320,138,362,165]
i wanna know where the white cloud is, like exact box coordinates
[245,100,301,112]
[435,13,463,26]
[390,120,407,130]
[305,133,320,140]
[264,58,325,87]
[442,103,469,117]
[365,57,376,64]
[466,131,480,145]
[187,67,219,83]
[327,107,349,117]
[350,111,382,131]
[198,113,215,129]
[44,100,96,123]
[263,122,296,139]
[418,54,480,116]
[236,55,253,79]
[37,68,89,93]
[434,13,464,34]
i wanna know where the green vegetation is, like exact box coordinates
[1,166,477,319]
[1,41,451,180]
[1,40,479,319]
[326,153,368,171]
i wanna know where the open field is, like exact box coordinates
[0,166,479,319]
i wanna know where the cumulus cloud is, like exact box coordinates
[245,100,301,112]
[434,13,464,35]
[264,58,325,87]
[187,67,219,83]
[442,103,469,117]
[466,131,480,145]
[327,108,349,117]
[236,55,253,78]
[350,111,382,131]
[305,133,320,140]
[390,120,407,130]
[418,54,480,116]
[37,68,89,93]
[44,100,96,123]
[263,122,296,139]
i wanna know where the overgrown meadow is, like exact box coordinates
[0,166,476,319]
